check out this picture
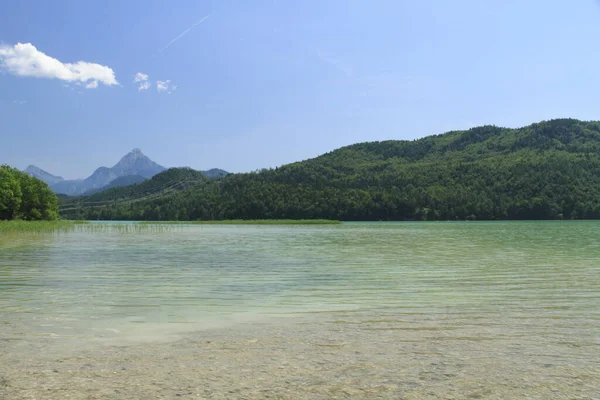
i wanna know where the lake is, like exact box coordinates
[1,222,599,399]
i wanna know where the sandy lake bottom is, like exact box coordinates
[2,311,598,399]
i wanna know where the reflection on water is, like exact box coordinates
[1,222,599,398]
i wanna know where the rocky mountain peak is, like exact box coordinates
[114,148,157,168]
[48,149,166,195]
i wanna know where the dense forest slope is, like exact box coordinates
[83,175,148,195]
[60,119,600,221]
[0,165,59,220]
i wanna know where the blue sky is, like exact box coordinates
[2,0,600,179]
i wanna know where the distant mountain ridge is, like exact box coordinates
[26,149,229,195]
[49,149,166,195]
[25,165,64,185]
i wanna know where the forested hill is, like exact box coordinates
[61,118,600,221]
[59,168,208,216]
[83,175,148,196]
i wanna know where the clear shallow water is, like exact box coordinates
[1,222,599,344]
[1,222,599,398]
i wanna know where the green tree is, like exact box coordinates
[0,165,59,220]
[0,166,23,220]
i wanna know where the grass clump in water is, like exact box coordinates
[138,219,341,225]
[0,220,86,233]
[0,221,178,237]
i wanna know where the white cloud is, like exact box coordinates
[12,100,27,105]
[156,80,169,92]
[0,42,118,87]
[138,81,151,91]
[134,72,148,83]
[133,72,151,90]
[134,73,151,90]
[157,79,176,94]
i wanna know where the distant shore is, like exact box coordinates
[137,219,341,225]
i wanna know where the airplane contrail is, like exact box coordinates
[157,13,212,54]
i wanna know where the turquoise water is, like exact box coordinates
[1,221,598,345]
[1,222,599,398]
